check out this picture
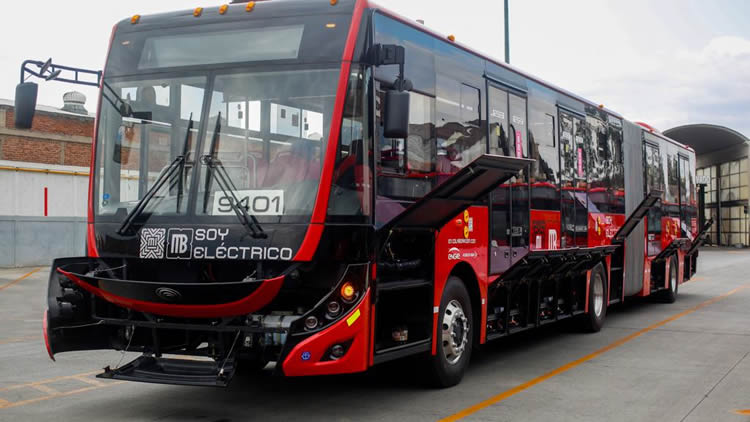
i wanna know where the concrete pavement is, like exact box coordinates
[1,248,748,421]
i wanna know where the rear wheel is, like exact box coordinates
[660,255,679,303]
[581,263,607,332]
[428,276,473,388]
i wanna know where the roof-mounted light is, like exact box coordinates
[194,7,203,17]
[330,0,338,5]
[448,34,456,42]
[130,15,141,24]
[219,4,229,14]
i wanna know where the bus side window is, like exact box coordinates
[436,76,484,182]
[376,83,436,204]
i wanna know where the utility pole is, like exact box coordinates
[504,0,510,64]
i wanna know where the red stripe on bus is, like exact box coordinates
[311,0,366,225]
[296,0,367,260]
[57,268,285,319]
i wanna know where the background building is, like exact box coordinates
[664,124,750,247]
[0,93,93,267]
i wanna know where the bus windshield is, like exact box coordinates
[95,68,339,224]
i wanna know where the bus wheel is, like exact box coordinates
[660,255,679,303]
[581,263,607,332]
[429,276,473,388]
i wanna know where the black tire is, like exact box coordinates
[581,263,607,332]
[660,255,679,303]
[428,276,473,388]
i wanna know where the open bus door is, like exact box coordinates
[376,154,532,233]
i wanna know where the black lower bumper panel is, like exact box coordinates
[97,355,236,387]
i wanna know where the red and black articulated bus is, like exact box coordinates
[32,0,708,387]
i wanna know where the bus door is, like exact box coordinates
[489,84,530,273]
[678,154,692,238]
[644,141,663,256]
[559,110,587,248]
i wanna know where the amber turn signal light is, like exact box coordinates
[340,282,356,303]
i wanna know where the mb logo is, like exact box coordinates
[167,229,194,259]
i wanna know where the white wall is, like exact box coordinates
[0,160,89,217]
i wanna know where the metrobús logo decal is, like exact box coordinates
[139,227,293,261]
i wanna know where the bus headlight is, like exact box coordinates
[291,263,369,335]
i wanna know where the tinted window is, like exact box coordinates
[488,86,509,156]
[109,15,350,76]
[373,13,436,95]
[328,66,372,223]
[529,100,558,210]
[509,94,527,158]
[643,140,664,255]
[376,83,435,216]
[608,116,625,213]
[436,76,484,179]
[665,142,680,218]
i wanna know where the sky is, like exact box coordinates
[2,0,749,137]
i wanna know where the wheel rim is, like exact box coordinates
[593,273,604,317]
[442,299,469,365]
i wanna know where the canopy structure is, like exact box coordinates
[664,124,750,155]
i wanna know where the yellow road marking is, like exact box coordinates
[0,384,123,410]
[30,384,58,395]
[0,370,99,393]
[0,268,41,291]
[0,370,124,410]
[0,335,39,346]
[735,409,750,415]
[72,375,108,387]
[439,284,750,422]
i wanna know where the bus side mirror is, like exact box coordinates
[384,90,409,139]
[15,82,38,129]
[373,44,411,139]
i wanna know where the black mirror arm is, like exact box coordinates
[20,59,101,87]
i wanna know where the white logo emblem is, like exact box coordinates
[166,228,194,259]
[548,229,558,249]
[140,228,166,259]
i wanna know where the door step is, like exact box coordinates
[97,355,236,387]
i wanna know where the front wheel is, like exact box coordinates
[581,263,607,332]
[428,276,473,388]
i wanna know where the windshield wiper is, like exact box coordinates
[176,114,194,212]
[117,118,194,235]
[117,155,184,236]
[202,113,267,239]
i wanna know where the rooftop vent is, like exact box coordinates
[61,91,88,115]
